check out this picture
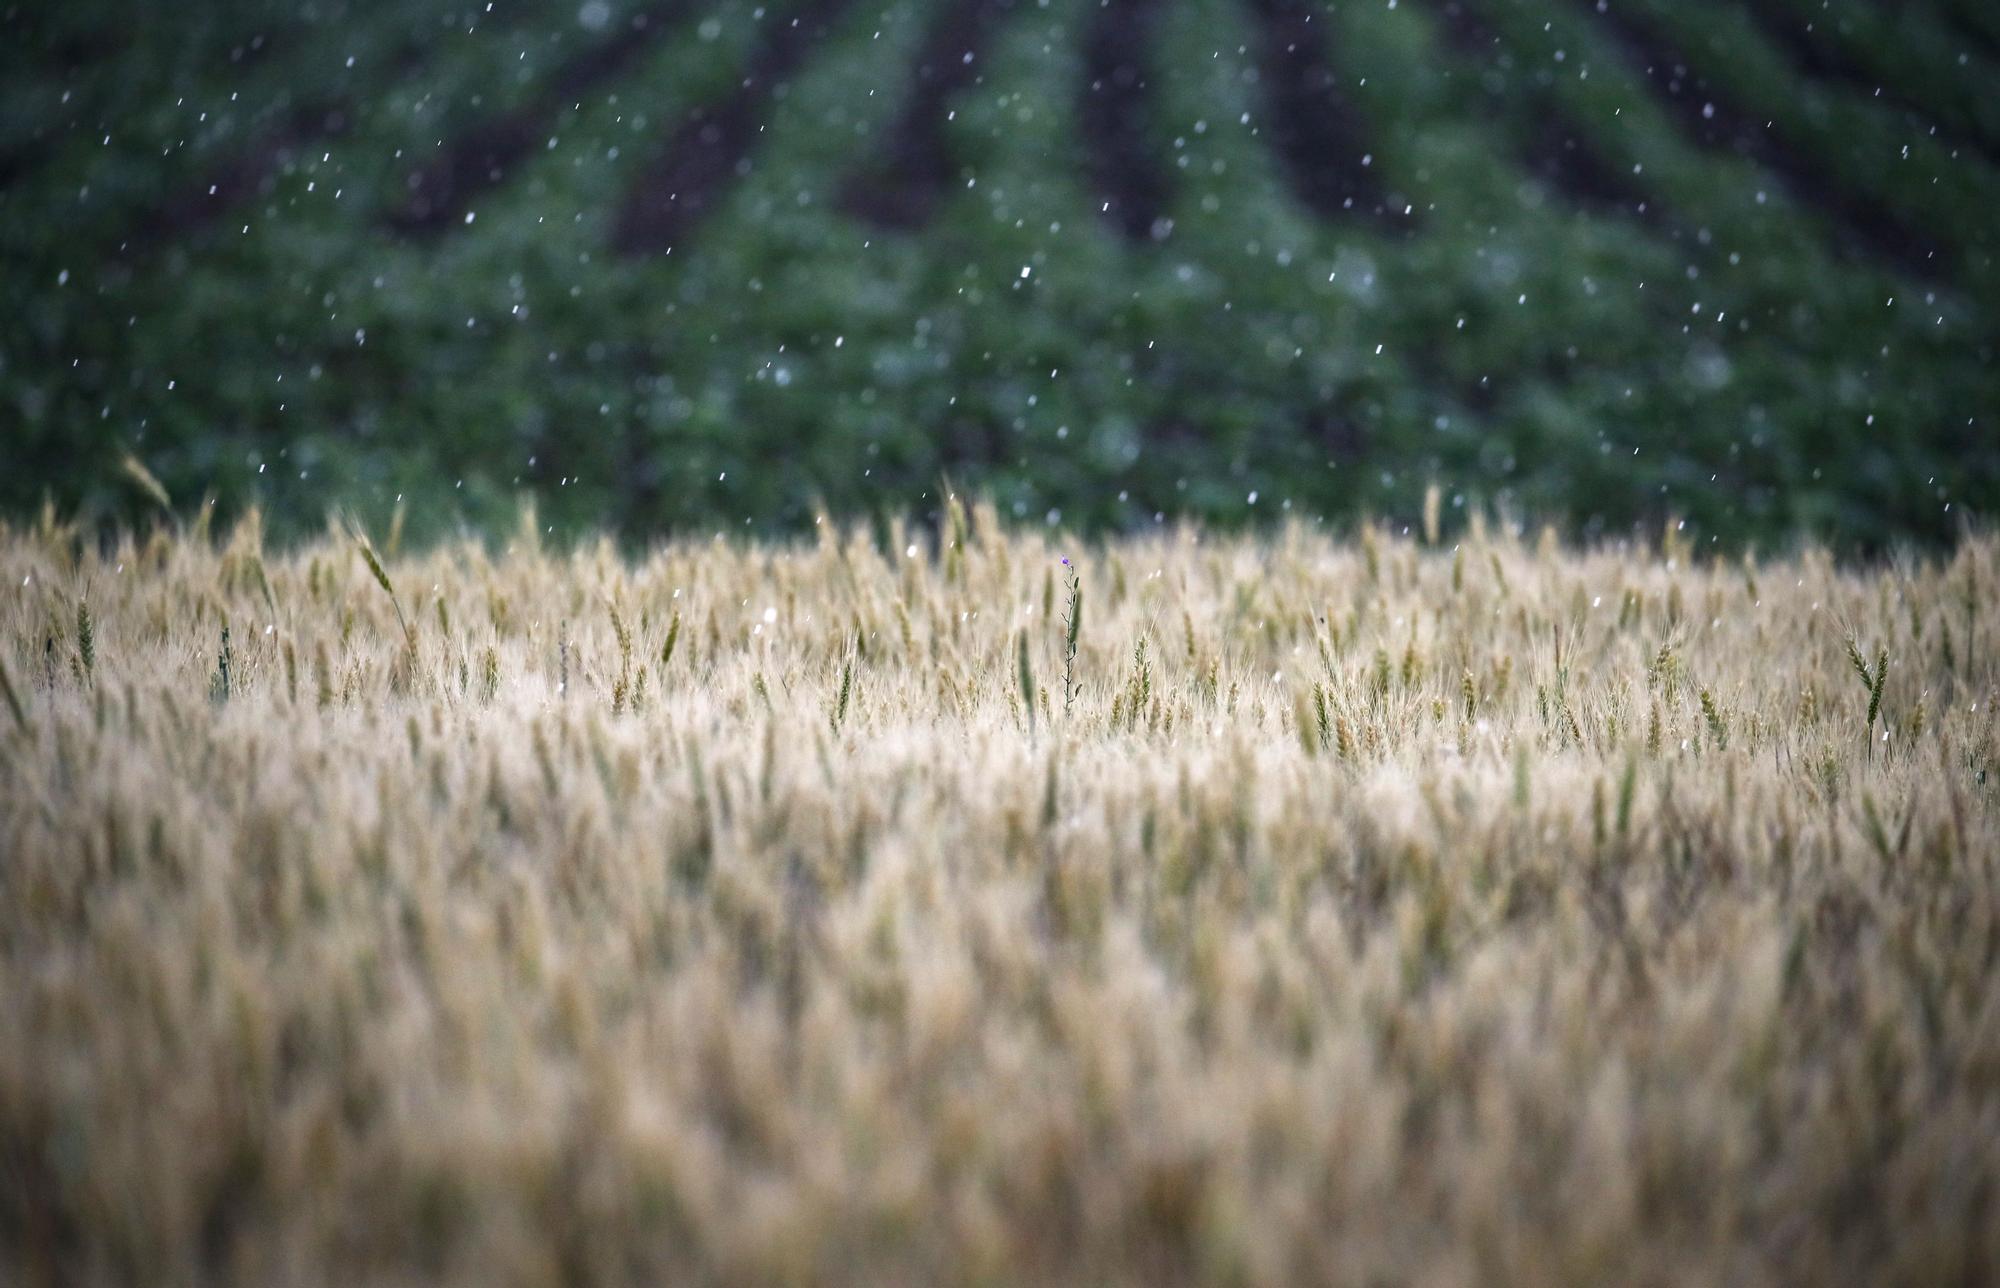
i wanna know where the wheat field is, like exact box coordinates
[1,500,1996,1286]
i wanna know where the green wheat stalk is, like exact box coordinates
[1061,562,1082,718]
[1699,688,1728,751]
[76,600,95,685]
[1844,635,1888,759]
[661,611,682,670]
[1017,629,1037,738]
[831,646,855,733]
[210,624,233,705]
[355,534,414,649]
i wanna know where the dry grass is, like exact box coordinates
[1,500,1997,1287]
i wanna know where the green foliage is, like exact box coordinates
[3,0,1995,548]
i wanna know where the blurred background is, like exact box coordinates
[3,0,1995,549]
